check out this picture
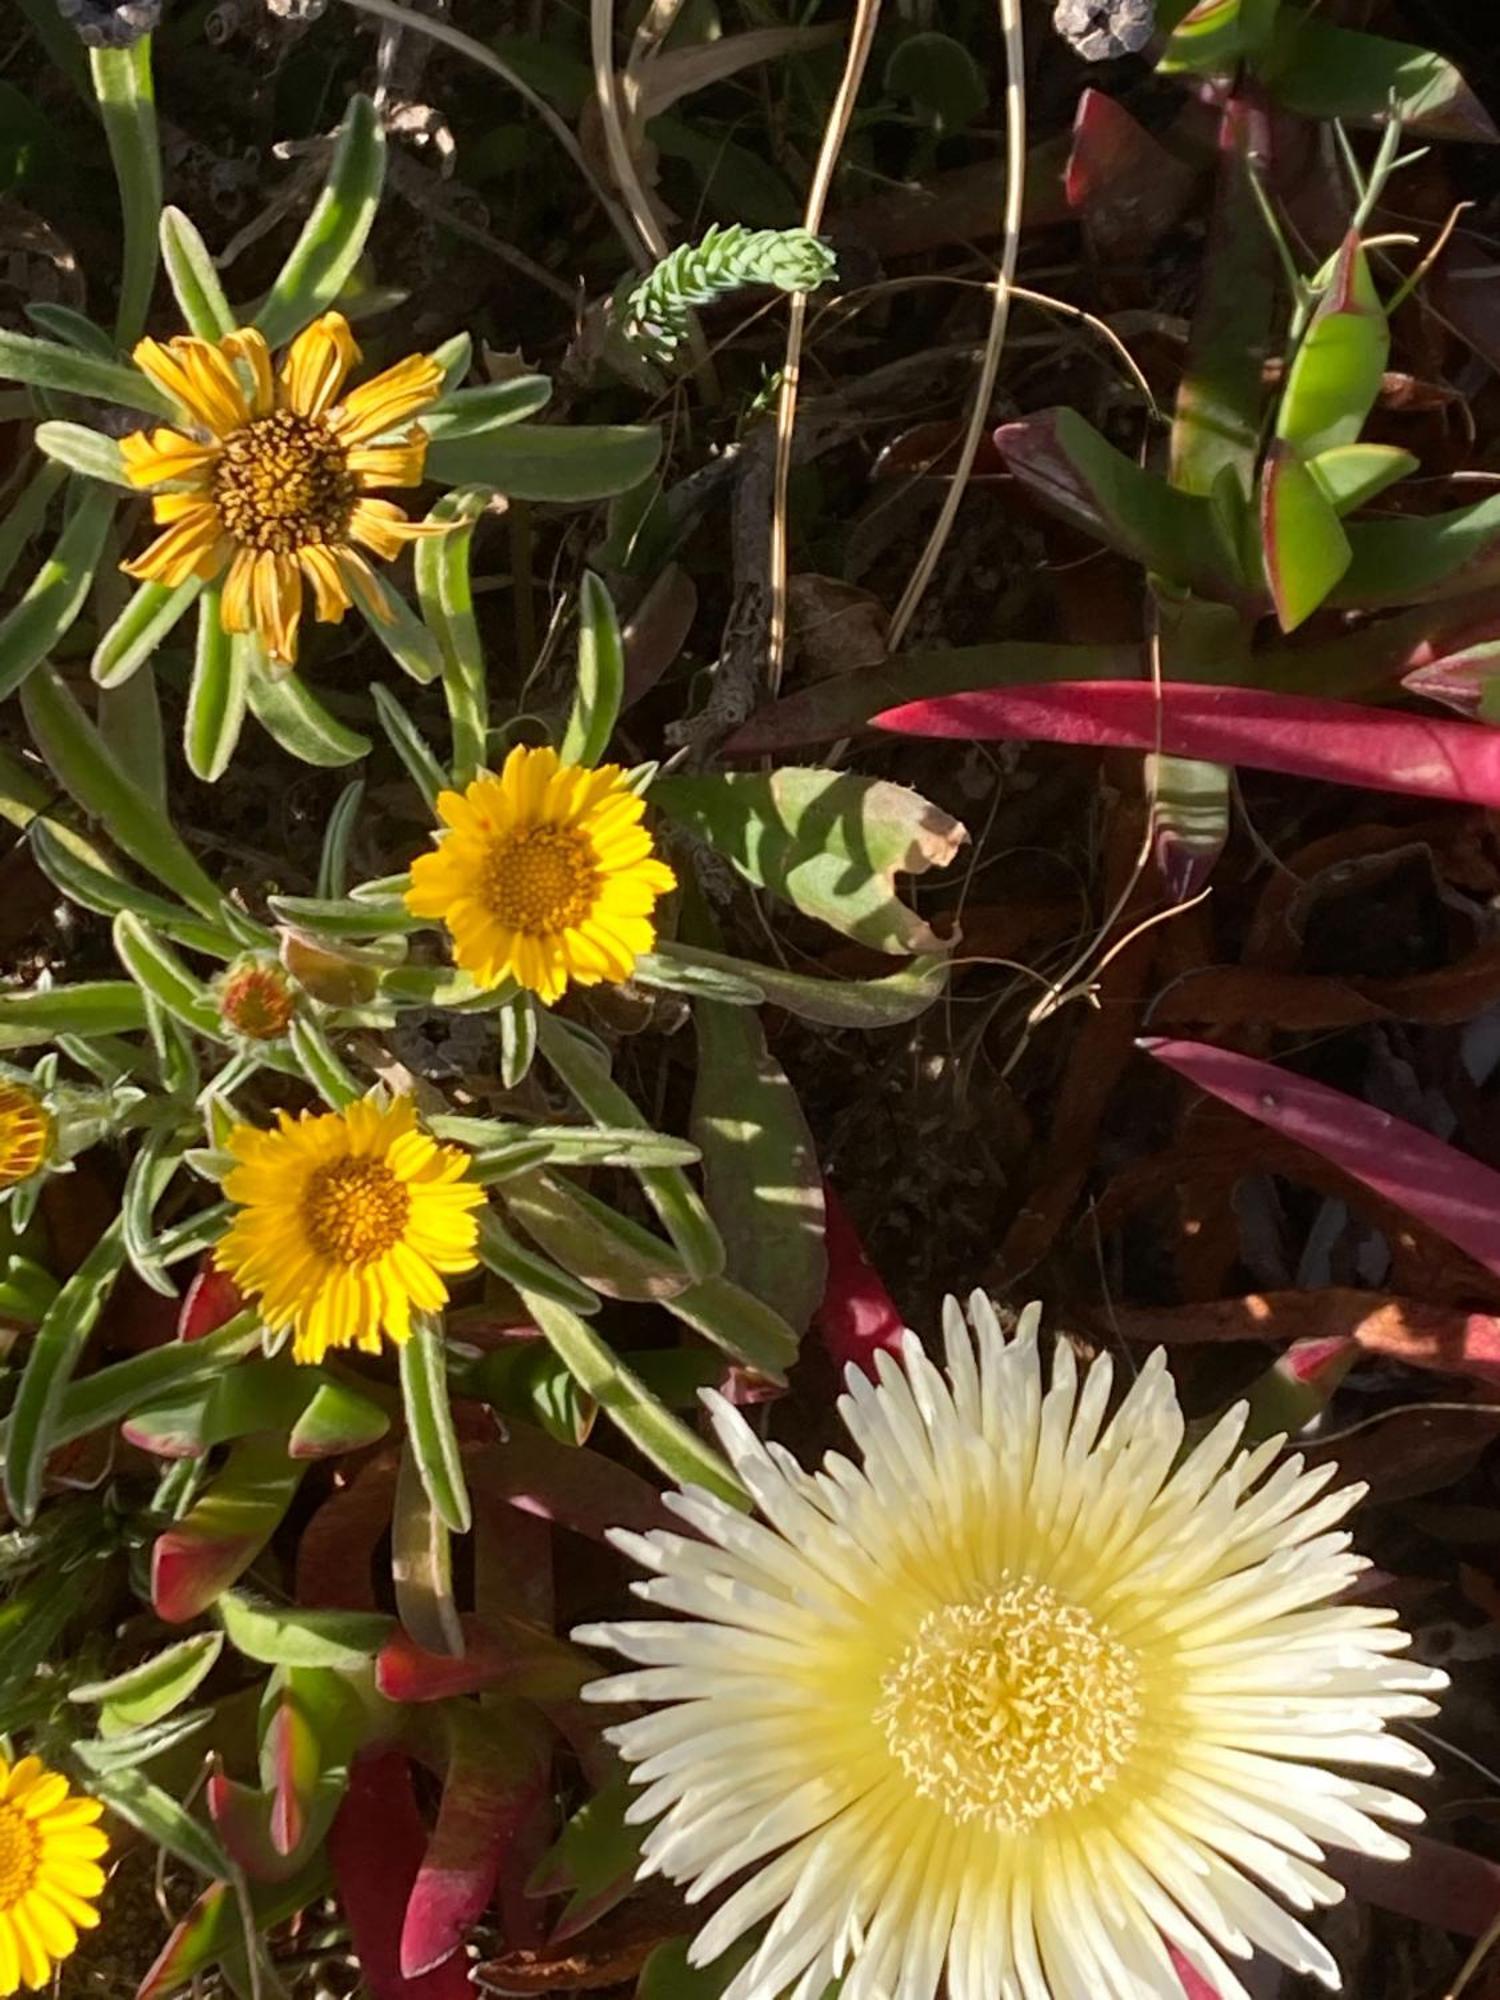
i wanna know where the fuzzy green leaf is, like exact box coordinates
[255,95,386,349]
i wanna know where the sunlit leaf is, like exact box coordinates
[654,769,967,955]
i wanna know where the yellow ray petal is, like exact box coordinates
[279,311,362,418]
[119,426,218,489]
[122,510,228,588]
[346,497,447,562]
[150,491,220,528]
[251,551,303,665]
[298,543,353,623]
[132,335,249,436]
[333,545,392,623]
[330,352,443,445]
[220,547,256,633]
[222,328,275,416]
[347,431,428,489]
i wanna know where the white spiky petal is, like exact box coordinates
[576,1299,1446,2000]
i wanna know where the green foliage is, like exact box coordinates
[618,223,837,362]
[16,0,1490,1985]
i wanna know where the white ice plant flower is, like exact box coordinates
[577,1298,1445,2000]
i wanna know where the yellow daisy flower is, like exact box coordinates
[215,1096,486,1365]
[580,1298,1447,2000]
[0,1754,108,1997]
[0,1082,53,1191]
[119,311,446,667]
[404,744,677,1006]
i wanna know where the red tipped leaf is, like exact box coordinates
[328,1751,472,2000]
[400,1704,552,1978]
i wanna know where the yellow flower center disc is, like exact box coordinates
[0,1802,40,1912]
[482,826,601,936]
[304,1158,411,1264]
[212,410,356,552]
[0,1082,53,1189]
[875,1577,1142,1830]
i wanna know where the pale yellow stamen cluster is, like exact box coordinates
[303,1158,412,1263]
[875,1578,1142,1831]
[583,1304,1449,2000]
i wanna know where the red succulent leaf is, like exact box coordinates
[401,1706,553,1978]
[874,679,1500,810]
[1142,1037,1500,1286]
[178,1263,245,1343]
[328,1751,472,2000]
[813,1184,907,1378]
[377,1616,591,1706]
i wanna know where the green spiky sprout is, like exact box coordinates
[618,224,837,362]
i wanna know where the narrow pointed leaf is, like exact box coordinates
[423,377,552,440]
[93,576,204,687]
[649,940,947,1028]
[401,1704,551,1979]
[113,910,222,1037]
[373,683,448,806]
[89,39,161,344]
[0,486,115,701]
[219,1593,391,1669]
[690,996,824,1336]
[874,680,1500,811]
[328,1752,473,2000]
[84,1767,230,1880]
[517,1286,747,1506]
[415,487,489,785]
[537,1011,721,1282]
[27,821,232,954]
[393,1436,464,1657]
[71,1633,224,1730]
[288,1377,390,1457]
[0,327,171,412]
[160,205,235,340]
[560,571,625,768]
[1308,442,1417,515]
[352,569,443,683]
[0,980,146,1047]
[185,595,248,781]
[1276,233,1388,458]
[1142,1037,1500,1287]
[4,1220,126,1523]
[255,95,386,349]
[425,422,662,502]
[21,662,227,914]
[245,648,372,764]
[1261,442,1351,631]
[399,1315,471,1534]
[35,1314,260,1454]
